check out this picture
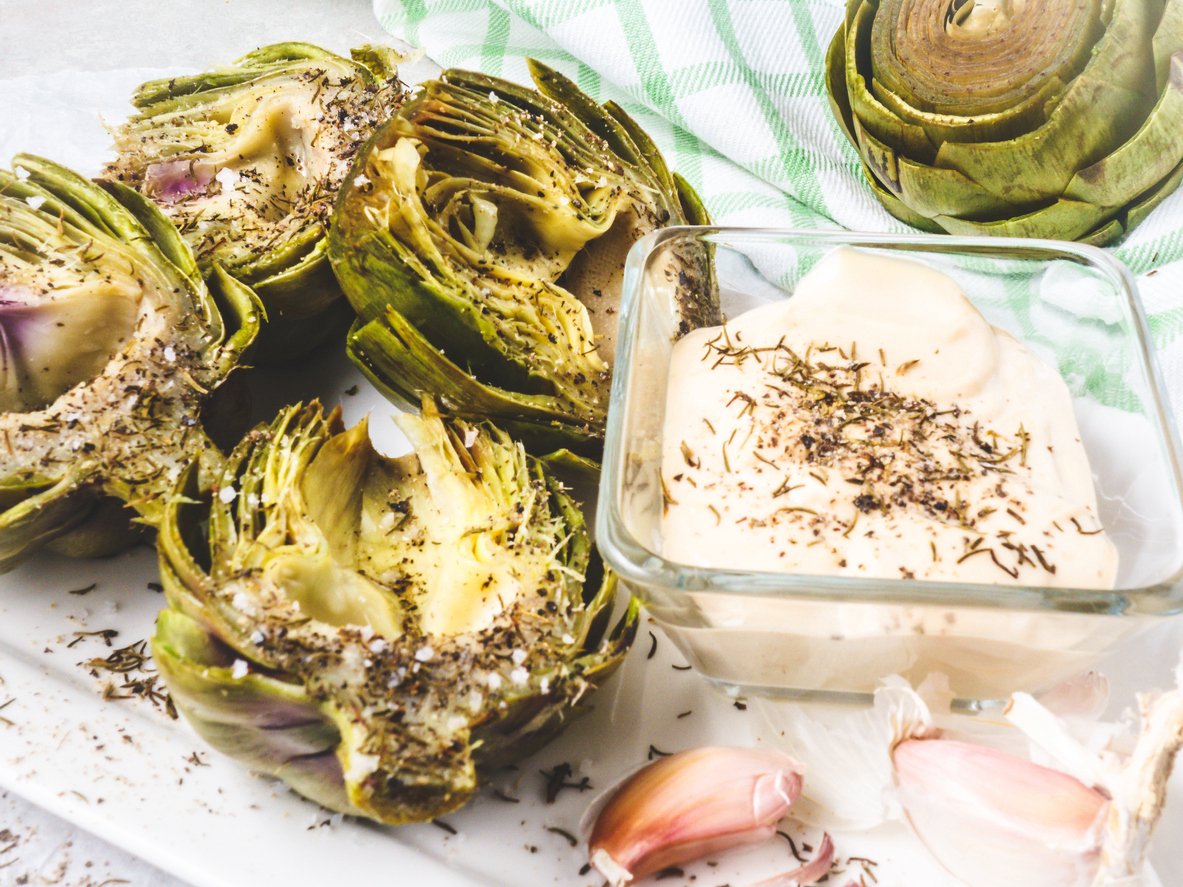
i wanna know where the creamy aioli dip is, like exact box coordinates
[661,248,1118,589]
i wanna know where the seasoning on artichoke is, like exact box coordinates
[0,155,259,572]
[826,0,1183,244]
[106,42,407,360]
[152,400,637,823]
[329,61,718,454]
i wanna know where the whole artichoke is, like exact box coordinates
[106,43,407,360]
[329,61,717,454]
[152,400,636,823]
[0,155,258,571]
[826,0,1183,244]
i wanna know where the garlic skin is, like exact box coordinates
[587,746,804,885]
[893,738,1109,887]
[755,659,1183,887]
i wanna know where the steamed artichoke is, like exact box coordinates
[329,61,717,454]
[0,155,259,571]
[827,0,1183,244]
[152,400,636,823]
[106,43,406,360]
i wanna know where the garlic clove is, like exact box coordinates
[893,738,1109,887]
[587,746,804,886]
[747,832,835,887]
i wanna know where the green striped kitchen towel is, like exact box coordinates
[373,0,1183,415]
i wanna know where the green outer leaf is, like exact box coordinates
[1066,53,1183,207]
[152,608,352,813]
[346,314,600,455]
[528,59,645,168]
[206,262,265,377]
[133,42,354,109]
[0,477,89,574]
[350,45,406,82]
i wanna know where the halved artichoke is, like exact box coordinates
[153,400,636,823]
[0,155,259,572]
[329,61,717,454]
[826,0,1183,244]
[106,43,407,360]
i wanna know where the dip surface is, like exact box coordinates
[661,248,1118,588]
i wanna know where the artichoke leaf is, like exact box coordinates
[153,401,635,824]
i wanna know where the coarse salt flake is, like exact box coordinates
[218,486,238,504]
[509,667,529,685]
[25,195,45,210]
[510,648,527,666]
[230,659,249,679]
[414,645,434,662]
[345,752,380,781]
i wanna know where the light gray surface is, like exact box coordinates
[0,0,381,77]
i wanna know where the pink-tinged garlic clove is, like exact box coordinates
[747,832,835,886]
[893,738,1109,887]
[588,746,804,886]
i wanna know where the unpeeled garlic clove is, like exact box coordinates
[893,738,1109,887]
[587,746,804,886]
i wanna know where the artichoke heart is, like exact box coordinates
[152,401,637,824]
[106,43,407,360]
[827,0,1183,243]
[329,60,718,453]
[0,155,258,571]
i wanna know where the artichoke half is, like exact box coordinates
[152,401,636,823]
[106,43,406,360]
[0,155,259,571]
[827,0,1183,244]
[329,61,717,454]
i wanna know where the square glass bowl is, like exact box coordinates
[596,227,1183,705]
